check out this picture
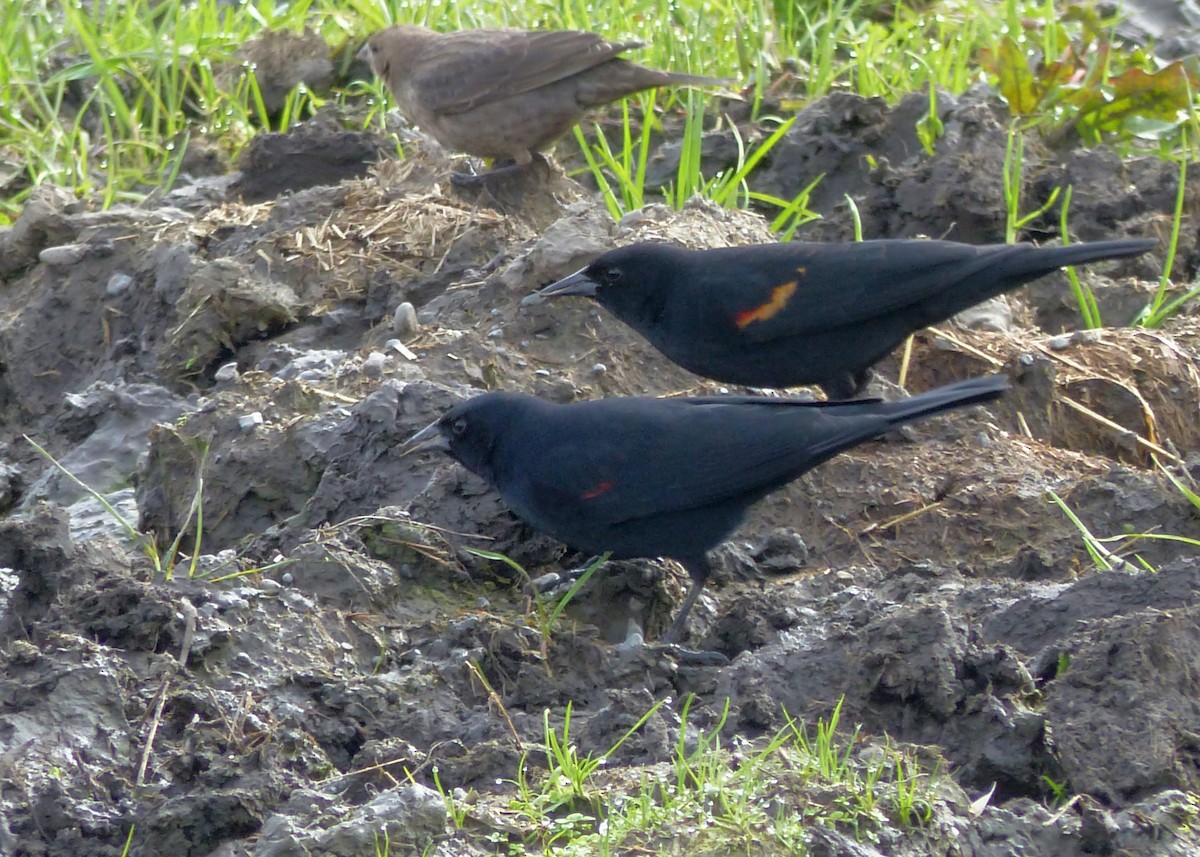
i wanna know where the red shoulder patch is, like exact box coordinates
[735,279,798,329]
[581,481,613,500]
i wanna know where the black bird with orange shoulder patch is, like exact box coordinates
[537,238,1156,399]
[400,374,1009,643]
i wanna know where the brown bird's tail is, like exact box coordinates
[659,70,737,87]
[575,60,733,106]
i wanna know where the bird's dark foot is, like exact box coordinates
[450,154,550,188]
[528,554,605,595]
[821,368,874,401]
[614,615,729,666]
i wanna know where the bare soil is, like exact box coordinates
[1,82,1199,856]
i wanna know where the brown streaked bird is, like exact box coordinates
[361,24,725,178]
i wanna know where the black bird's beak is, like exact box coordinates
[536,267,598,298]
[356,42,372,63]
[399,420,450,456]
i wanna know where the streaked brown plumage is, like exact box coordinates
[362,25,724,169]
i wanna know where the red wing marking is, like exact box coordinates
[581,481,614,500]
[734,279,798,329]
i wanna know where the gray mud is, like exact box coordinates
[1,82,1199,856]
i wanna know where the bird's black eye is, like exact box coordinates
[450,417,468,436]
[602,266,623,284]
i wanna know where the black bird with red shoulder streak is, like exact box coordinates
[400,373,1009,643]
[537,238,1156,399]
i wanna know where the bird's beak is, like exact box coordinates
[356,43,372,64]
[536,267,598,298]
[398,419,450,456]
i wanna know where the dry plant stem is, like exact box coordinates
[467,660,524,754]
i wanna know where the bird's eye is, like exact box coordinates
[450,417,468,436]
[603,267,623,284]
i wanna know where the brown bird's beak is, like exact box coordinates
[399,419,450,456]
[536,267,599,298]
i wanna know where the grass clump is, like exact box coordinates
[3,0,1191,225]
[444,696,943,854]
[1048,457,1200,574]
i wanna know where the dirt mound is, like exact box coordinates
[1,89,1199,855]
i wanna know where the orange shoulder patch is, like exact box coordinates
[734,280,798,329]
[581,481,613,500]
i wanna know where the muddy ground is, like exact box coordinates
[2,73,1200,857]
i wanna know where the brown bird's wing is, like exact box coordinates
[410,29,639,114]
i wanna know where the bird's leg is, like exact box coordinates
[821,367,873,401]
[451,153,550,187]
[659,555,712,644]
[659,579,705,644]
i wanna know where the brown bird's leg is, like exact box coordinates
[660,556,711,644]
[451,153,551,187]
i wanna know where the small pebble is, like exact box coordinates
[39,243,88,267]
[616,209,651,230]
[281,572,294,585]
[362,351,387,377]
[487,326,503,339]
[1048,334,1072,351]
[214,362,239,382]
[474,596,490,609]
[392,301,419,338]
[281,590,314,611]
[259,578,282,594]
[590,363,607,375]
[535,369,550,377]
[106,273,134,296]
[520,292,545,306]
[616,618,645,653]
[198,603,220,619]
[238,412,264,431]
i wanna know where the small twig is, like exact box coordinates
[924,326,1006,367]
[177,598,198,666]
[861,500,943,536]
[1042,794,1083,827]
[1059,395,1180,462]
[467,660,524,754]
[136,679,171,787]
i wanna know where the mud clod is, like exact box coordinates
[2,88,1199,855]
